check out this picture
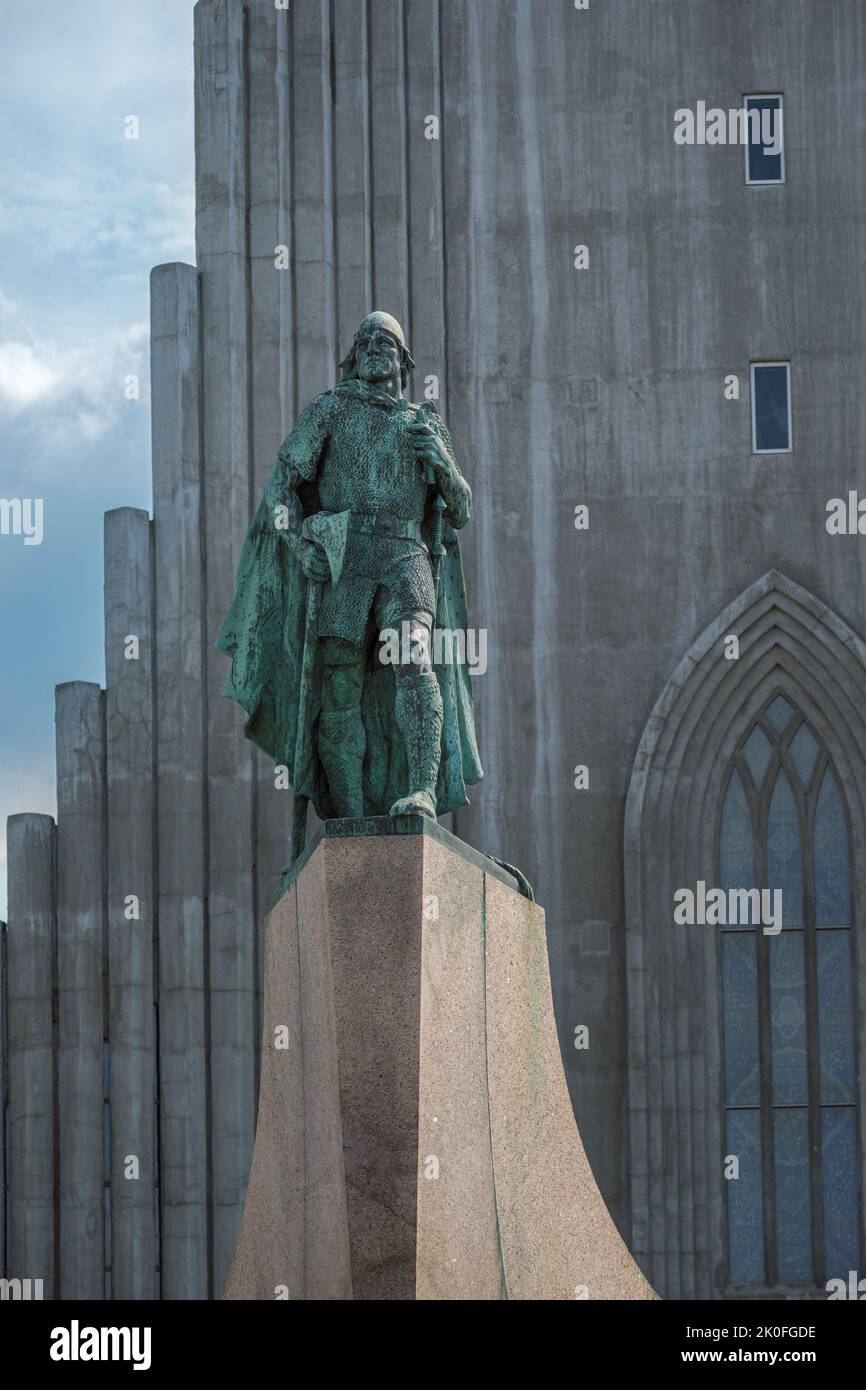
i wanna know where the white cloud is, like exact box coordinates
[0,291,148,452]
[0,341,62,407]
[0,171,195,267]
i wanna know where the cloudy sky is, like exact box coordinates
[0,0,196,915]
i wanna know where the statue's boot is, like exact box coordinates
[389,673,443,820]
[318,707,366,817]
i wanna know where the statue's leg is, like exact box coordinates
[386,608,443,820]
[318,636,367,818]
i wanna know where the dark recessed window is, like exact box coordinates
[745,94,784,185]
[751,362,792,454]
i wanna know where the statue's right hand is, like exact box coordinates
[299,539,330,583]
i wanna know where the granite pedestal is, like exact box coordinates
[222,818,656,1300]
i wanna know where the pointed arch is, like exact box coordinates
[625,572,866,1299]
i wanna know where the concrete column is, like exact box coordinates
[333,0,373,335]
[405,0,447,399]
[286,0,335,858]
[275,5,292,440]
[56,681,106,1299]
[282,0,334,859]
[437,0,501,877]
[150,261,209,1300]
[442,0,561,890]
[195,0,257,1296]
[5,814,56,1296]
[291,0,335,405]
[367,0,410,326]
[246,0,293,1040]
[247,0,290,499]
[104,507,157,1300]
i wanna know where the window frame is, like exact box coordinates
[751,360,793,455]
[744,92,785,186]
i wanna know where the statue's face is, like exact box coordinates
[356,328,402,385]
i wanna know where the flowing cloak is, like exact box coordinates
[214,392,483,820]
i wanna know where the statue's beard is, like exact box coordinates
[360,361,395,382]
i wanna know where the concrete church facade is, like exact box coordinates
[3,0,865,1301]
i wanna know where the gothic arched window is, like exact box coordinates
[719,692,861,1289]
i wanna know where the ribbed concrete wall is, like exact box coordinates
[181,0,866,1255]
[3,0,865,1300]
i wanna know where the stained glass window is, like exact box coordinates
[719,694,860,1289]
[766,769,803,926]
[815,772,850,927]
[742,724,773,790]
[719,768,754,910]
[789,724,820,788]
[722,933,760,1105]
[765,693,796,733]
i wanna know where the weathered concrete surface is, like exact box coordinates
[55,682,105,1299]
[6,815,56,1297]
[104,508,157,1300]
[194,0,258,1297]
[150,262,209,1300]
[223,823,655,1300]
[436,0,866,1268]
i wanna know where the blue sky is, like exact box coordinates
[0,1,197,916]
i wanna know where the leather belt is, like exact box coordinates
[349,512,422,542]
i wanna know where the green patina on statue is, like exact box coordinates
[216,312,483,865]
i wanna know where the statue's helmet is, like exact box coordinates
[338,311,416,388]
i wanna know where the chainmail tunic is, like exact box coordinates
[282,383,441,644]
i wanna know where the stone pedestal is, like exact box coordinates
[222,818,656,1300]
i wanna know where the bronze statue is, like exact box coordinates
[217,312,482,863]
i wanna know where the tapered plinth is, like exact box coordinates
[222,818,656,1300]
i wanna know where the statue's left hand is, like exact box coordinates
[298,538,331,583]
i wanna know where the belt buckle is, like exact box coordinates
[378,515,394,536]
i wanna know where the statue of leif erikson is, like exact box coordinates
[216,312,482,865]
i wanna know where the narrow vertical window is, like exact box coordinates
[751,362,792,454]
[719,694,861,1290]
[745,94,784,184]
